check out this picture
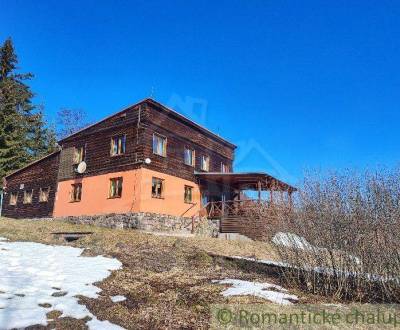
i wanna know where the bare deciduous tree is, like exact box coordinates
[56,108,90,139]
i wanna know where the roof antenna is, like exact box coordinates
[149,86,156,99]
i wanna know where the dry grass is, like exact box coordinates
[0,217,319,329]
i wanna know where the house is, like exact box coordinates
[1,98,295,222]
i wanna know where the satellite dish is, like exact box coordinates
[144,158,151,164]
[76,161,87,174]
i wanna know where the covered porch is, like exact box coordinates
[195,172,296,219]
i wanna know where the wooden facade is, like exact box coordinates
[2,152,60,218]
[2,98,237,218]
[57,99,234,183]
[2,98,295,220]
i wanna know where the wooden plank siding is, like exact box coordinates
[2,98,237,218]
[57,99,235,184]
[58,104,145,181]
[2,152,60,218]
[141,101,235,182]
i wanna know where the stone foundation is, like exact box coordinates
[26,212,220,237]
[57,212,194,232]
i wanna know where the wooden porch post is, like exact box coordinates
[270,189,274,205]
[257,180,262,203]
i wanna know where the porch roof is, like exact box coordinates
[194,172,296,193]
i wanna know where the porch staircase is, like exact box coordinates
[219,215,242,234]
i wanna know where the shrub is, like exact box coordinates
[273,168,400,303]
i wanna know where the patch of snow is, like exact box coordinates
[272,232,314,250]
[272,232,361,265]
[213,279,298,305]
[110,295,126,303]
[0,237,124,330]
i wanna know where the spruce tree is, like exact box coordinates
[0,38,56,183]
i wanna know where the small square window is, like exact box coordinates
[184,147,195,166]
[71,183,82,202]
[39,187,50,202]
[110,135,126,156]
[109,177,123,198]
[201,155,210,172]
[9,192,18,206]
[153,133,167,157]
[184,186,193,203]
[73,146,85,164]
[152,177,164,198]
[23,190,33,204]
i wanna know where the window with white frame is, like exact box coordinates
[153,133,167,157]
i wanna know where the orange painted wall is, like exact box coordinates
[139,167,201,217]
[53,169,142,217]
[53,167,201,218]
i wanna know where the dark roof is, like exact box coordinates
[195,172,296,192]
[4,150,60,179]
[58,98,236,148]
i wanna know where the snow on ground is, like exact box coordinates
[213,279,298,305]
[0,238,124,330]
[272,232,314,250]
[110,295,126,303]
[272,232,361,265]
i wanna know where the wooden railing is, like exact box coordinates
[200,199,278,219]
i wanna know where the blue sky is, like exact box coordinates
[2,0,400,185]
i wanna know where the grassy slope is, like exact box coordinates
[0,217,319,329]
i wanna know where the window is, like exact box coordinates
[39,187,50,202]
[73,146,85,164]
[184,185,193,203]
[153,133,167,157]
[23,190,33,204]
[110,135,126,156]
[221,162,228,173]
[201,155,210,171]
[109,177,123,198]
[152,177,164,198]
[184,147,195,166]
[71,183,82,202]
[9,192,18,206]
